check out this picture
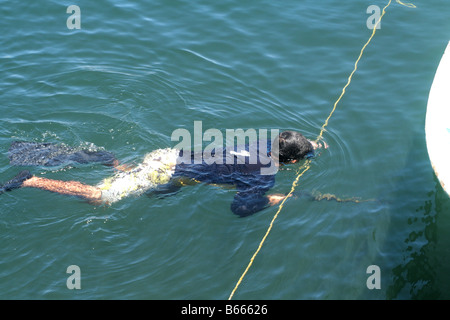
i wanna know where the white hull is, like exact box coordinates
[425,41,450,196]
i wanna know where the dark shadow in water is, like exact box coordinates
[386,176,450,299]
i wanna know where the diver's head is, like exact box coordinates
[273,131,313,163]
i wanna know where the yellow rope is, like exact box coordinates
[396,0,416,8]
[228,0,415,300]
[227,161,311,300]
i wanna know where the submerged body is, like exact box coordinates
[97,139,286,216]
[3,131,323,216]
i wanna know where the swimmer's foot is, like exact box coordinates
[0,170,32,194]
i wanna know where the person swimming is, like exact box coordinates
[0,131,325,217]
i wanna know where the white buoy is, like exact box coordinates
[425,41,450,197]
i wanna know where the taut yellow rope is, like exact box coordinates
[228,0,415,300]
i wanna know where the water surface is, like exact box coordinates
[1,0,450,299]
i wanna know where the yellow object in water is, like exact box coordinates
[97,148,179,204]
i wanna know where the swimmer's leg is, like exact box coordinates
[0,170,33,194]
[8,141,116,167]
[21,175,102,202]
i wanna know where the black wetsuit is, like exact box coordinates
[172,140,280,217]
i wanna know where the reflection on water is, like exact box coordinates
[387,178,450,299]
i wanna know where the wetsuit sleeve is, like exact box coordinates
[230,189,270,217]
[230,174,274,217]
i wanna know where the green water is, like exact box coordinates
[1,0,450,300]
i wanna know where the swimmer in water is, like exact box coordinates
[0,131,326,217]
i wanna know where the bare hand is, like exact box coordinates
[267,193,291,206]
[310,140,328,150]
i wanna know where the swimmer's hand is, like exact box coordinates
[267,193,292,206]
[310,140,328,150]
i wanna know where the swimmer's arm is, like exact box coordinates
[232,189,285,217]
[231,192,293,217]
